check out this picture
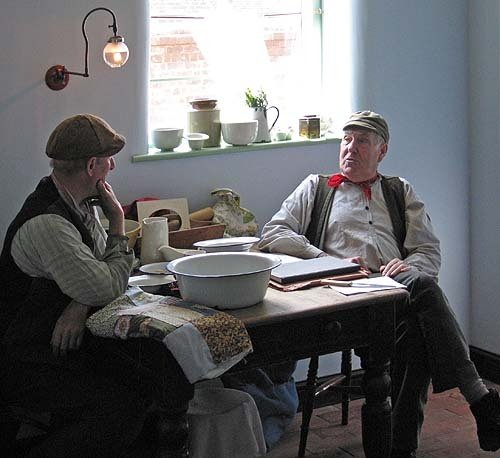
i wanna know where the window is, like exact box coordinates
[149,0,352,141]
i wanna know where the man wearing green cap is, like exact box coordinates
[0,114,193,457]
[259,111,500,457]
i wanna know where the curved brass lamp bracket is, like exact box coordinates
[45,7,122,91]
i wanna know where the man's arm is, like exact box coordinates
[12,213,133,307]
[50,300,90,356]
[258,175,324,259]
[384,179,441,278]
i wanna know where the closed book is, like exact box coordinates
[270,256,360,284]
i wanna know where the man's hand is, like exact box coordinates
[51,301,90,357]
[96,180,125,236]
[348,256,368,269]
[380,258,410,277]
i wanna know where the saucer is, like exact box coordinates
[128,274,175,287]
[193,237,260,253]
[139,262,170,275]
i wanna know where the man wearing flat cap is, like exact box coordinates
[259,111,500,457]
[0,114,193,457]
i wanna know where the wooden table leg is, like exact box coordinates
[359,356,392,458]
[357,301,396,458]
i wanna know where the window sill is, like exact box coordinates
[131,136,341,163]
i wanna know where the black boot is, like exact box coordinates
[470,388,500,452]
[155,408,189,458]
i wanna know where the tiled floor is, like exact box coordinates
[267,382,500,458]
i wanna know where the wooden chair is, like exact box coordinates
[298,349,358,457]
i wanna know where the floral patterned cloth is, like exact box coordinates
[86,287,253,383]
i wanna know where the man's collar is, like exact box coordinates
[327,173,380,200]
[50,172,90,216]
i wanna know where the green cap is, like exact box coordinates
[343,110,389,143]
[46,114,126,160]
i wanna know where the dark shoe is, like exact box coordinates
[155,410,189,458]
[470,388,500,451]
[156,445,189,458]
[391,449,416,458]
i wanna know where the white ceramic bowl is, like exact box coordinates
[167,252,281,309]
[185,132,209,150]
[220,121,258,146]
[152,128,183,151]
[193,237,260,253]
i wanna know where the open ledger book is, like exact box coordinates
[263,253,406,293]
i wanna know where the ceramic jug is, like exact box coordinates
[251,106,280,143]
[140,216,169,265]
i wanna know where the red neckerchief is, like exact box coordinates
[327,173,379,200]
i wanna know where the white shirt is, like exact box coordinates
[258,174,441,278]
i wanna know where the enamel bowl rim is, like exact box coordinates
[167,252,281,279]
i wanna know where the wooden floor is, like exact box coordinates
[267,382,500,458]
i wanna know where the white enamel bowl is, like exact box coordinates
[167,252,281,309]
[152,128,184,151]
[220,121,258,146]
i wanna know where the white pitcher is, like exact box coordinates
[251,106,280,143]
[140,216,169,265]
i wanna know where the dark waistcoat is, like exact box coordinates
[305,174,407,257]
[0,177,94,361]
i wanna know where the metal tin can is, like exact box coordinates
[299,115,320,139]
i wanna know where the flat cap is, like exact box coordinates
[46,113,126,160]
[343,110,389,143]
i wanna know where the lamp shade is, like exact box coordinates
[103,36,129,68]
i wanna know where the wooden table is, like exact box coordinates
[227,285,409,458]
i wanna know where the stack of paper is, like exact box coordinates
[326,276,407,295]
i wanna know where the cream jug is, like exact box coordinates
[140,217,169,265]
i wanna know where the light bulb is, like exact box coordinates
[103,36,129,68]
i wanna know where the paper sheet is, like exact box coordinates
[327,276,407,295]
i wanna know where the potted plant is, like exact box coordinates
[245,88,268,109]
[244,88,279,143]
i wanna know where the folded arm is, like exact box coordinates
[258,175,323,259]
[12,213,133,307]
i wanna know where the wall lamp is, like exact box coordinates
[45,7,129,91]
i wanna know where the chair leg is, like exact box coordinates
[0,419,20,454]
[340,349,352,425]
[298,355,319,458]
[0,400,19,453]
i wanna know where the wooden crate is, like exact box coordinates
[168,224,226,249]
